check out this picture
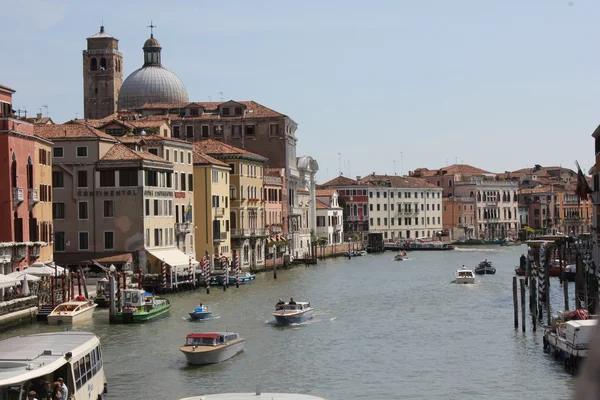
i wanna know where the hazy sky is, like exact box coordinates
[1,0,598,182]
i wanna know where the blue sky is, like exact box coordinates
[1,0,598,182]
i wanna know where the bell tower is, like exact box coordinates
[83,26,123,119]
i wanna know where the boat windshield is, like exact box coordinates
[186,337,218,346]
[458,272,472,277]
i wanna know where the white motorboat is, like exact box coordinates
[180,393,327,400]
[47,300,98,325]
[273,301,314,325]
[180,332,245,365]
[455,267,475,284]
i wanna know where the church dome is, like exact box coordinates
[117,32,188,111]
[118,66,188,110]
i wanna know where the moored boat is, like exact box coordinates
[474,260,496,275]
[93,277,111,307]
[189,304,213,320]
[112,289,171,324]
[180,332,245,365]
[47,300,98,325]
[455,267,475,284]
[273,301,314,325]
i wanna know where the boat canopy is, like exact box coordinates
[187,333,220,339]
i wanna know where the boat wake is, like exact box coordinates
[454,247,508,253]
[183,315,220,321]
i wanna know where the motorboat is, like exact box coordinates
[394,250,407,261]
[455,267,475,284]
[180,392,327,400]
[273,301,313,325]
[214,272,256,286]
[189,304,213,320]
[93,277,110,307]
[112,289,171,324]
[47,300,98,325]
[179,332,245,365]
[562,264,576,282]
[474,260,496,275]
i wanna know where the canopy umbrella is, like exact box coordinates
[23,263,65,276]
[21,275,30,296]
[6,271,41,281]
[0,274,19,289]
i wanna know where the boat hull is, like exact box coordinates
[474,268,496,275]
[189,311,213,320]
[456,277,475,284]
[47,304,97,325]
[180,339,245,365]
[93,296,110,308]
[112,302,171,324]
[273,309,314,325]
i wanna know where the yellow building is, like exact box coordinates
[194,140,267,270]
[193,152,231,259]
[35,140,54,263]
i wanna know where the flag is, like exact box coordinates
[185,201,192,222]
[575,161,592,201]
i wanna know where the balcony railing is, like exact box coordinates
[291,206,303,215]
[213,232,227,242]
[334,224,342,231]
[214,207,225,218]
[28,188,39,207]
[175,222,192,235]
[12,245,26,261]
[269,225,283,234]
[250,228,267,236]
[13,187,24,204]
[231,228,251,237]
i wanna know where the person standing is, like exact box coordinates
[57,377,68,399]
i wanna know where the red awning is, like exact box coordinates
[186,333,220,339]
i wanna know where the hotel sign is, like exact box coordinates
[143,190,174,198]
[78,189,140,197]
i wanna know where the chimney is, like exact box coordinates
[372,172,375,176]
[356,176,360,181]
[36,113,42,121]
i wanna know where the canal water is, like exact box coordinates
[1,245,577,399]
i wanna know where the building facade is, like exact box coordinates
[291,156,319,259]
[442,197,476,241]
[194,139,267,269]
[193,152,231,259]
[0,84,54,274]
[359,174,443,241]
[454,178,520,240]
[264,168,285,239]
[315,189,344,245]
[318,175,370,240]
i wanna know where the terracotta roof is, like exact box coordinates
[417,164,491,177]
[193,152,229,167]
[360,174,440,189]
[319,175,363,187]
[519,185,556,195]
[98,119,136,130]
[99,144,171,163]
[316,189,337,197]
[141,100,286,120]
[316,199,330,210]
[130,135,190,145]
[128,120,169,128]
[298,188,310,193]
[193,139,266,160]
[34,123,117,141]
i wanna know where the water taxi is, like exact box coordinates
[180,332,245,365]
[455,267,475,284]
[474,260,496,275]
[0,332,107,400]
[273,301,314,325]
[47,300,98,325]
[112,289,171,324]
[189,304,213,320]
[93,277,111,307]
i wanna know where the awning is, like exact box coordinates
[0,274,19,289]
[147,248,198,268]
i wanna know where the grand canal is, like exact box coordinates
[1,245,577,399]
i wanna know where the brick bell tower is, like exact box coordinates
[83,26,123,119]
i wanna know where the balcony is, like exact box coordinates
[250,228,267,236]
[334,224,342,231]
[213,231,228,242]
[231,228,251,237]
[269,224,283,234]
[175,222,192,235]
[29,246,40,259]
[291,206,303,215]
[28,188,39,207]
[12,245,26,261]
[13,187,24,204]
[214,207,225,218]
[486,200,499,206]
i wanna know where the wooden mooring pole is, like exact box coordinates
[513,276,519,329]
[520,279,526,332]
[531,277,537,332]
[546,262,551,326]
[564,280,569,311]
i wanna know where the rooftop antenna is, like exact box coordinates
[208,96,212,102]
[455,157,458,164]
[219,92,224,101]
[347,160,350,177]
[400,152,403,176]
[22,107,27,118]
[42,104,48,117]
[337,153,341,176]
[38,107,42,115]
[75,112,78,119]
[147,21,157,37]
[393,160,396,175]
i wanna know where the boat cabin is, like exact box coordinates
[123,289,154,307]
[185,333,239,347]
[52,301,92,313]
[276,302,311,311]
[96,278,109,296]
[457,270,474,278]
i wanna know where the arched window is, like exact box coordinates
[27,156,33,189]
[353,204,358,215]
[470,191,474,198]
[11,153,17,188]
[90,58,97,71]
[100,58,107,70]
[477,192,481,202]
